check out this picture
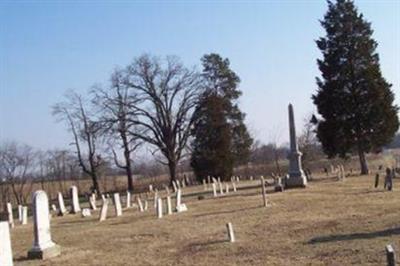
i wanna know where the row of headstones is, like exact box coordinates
[5,203,28,228]
[374,167,396,191]
[1,190,61,265]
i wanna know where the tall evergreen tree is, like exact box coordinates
[313,0,399,174]
[191,54,253,181]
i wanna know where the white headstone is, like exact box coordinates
[0,221,13,266]
[212,183,217,197]
[57,192,67,215]
[203,179,207,190]
[149,184,153,192]
[81,208,91,218]
[226,222,235,243]
[113,193,122,217]
[225,184,230,194]
[176,204,187,212]
[219,182,224,195]
[28,190,60,259]
[153,191,158,208]
[166,196,172,215]
[126,191,131,208]
[176,189,182,208]
[137,197,144,212]
[6,203,14,228]
[18,205,23,223]
[232,182,237,192]
[69,186,81,213]
[89,193,97,210]
[22,206,28,225]
[156,198,163,219]
[99,199,108,222]
[144,200,148,211]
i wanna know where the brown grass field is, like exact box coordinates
[9,172,400,265]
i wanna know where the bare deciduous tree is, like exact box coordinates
[0,141,35,205]
[124,55,202,184]
[52,91,103,194]
[92,69,142,192]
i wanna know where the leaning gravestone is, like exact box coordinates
[212,183,217,197]
[99,199,108,222]
[137,197,144,212]
[113,193,122,217]
[0,221,13,266]
[57,192,67,215]
[69,186,81,213]
[89,193,97,210]
[81,208,91,218]
[28,190,61,260]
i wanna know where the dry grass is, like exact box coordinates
[10,173,400,266]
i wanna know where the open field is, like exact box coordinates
[10,173,400,266]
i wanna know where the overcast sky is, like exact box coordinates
[0,0,399,151]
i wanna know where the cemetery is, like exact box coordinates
[1,0,399,265]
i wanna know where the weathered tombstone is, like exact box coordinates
[156,198,163,219]
[226,222,235,243]
[286,104,307,188]
[137,197,144,212]
[113,193,122,217]
[219,182,224,195]
[0,221,13,266]
[386,244,396,266]
[164,185,170,195]
[28,190,61,260]
[250,176,254,181]
[144,200,148,211]
[99,199,108,222]
[101,194,106,201]
[57,192,67,215]
[166,196,172,215]
[69,186,81,214]
[51,204,57,213]
[175,189,187,213]
[261,177,268,207]
[22,206,28,225]
[81,208,91,218]
[6,203,14,228]
[207,176,211,184]
[225,184,230,194]
[212,183,217,197]
[149,184,153,192]
[172,181,177,192]
[375,173,380,188]
[126,191,131,208]
[153,191,158,208]
[18,205,23,223]
[182,178,186,188]
[232,182,237,192]
[89,193,97,210]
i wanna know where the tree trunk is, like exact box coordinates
[358,149,369,175]
[168,160,177,187]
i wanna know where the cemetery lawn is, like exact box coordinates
[11,175,400,265]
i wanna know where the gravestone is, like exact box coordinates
[89,193,97,210]
[144,200,148,211]
[232,182,237,192]
[99,199,108,222]
[153,191,158,208]
[285,104,307,188]
[28,190,61,260]
[226,222,235,243]
[69,186,81,214]
[172,181,177,192]
[51,204,57,213]
[126,191,131,208]
[81,208,91,218]
[212,183,217,197]
[137,198,144,212]
[156,198,163,219]
[225,184,230,194]
[57,192,67,215]
[113,193,122,217]
[0,221,13,266]
[22,206,28,225]
[219,182,224,195]
[18,205,23,223]
[203,179,207,190]
[175,189,187,213]
[166,196,172,215]
[6,203,14,228]
[386,244,396,266]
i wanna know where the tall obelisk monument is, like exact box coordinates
[286,103,307,188]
